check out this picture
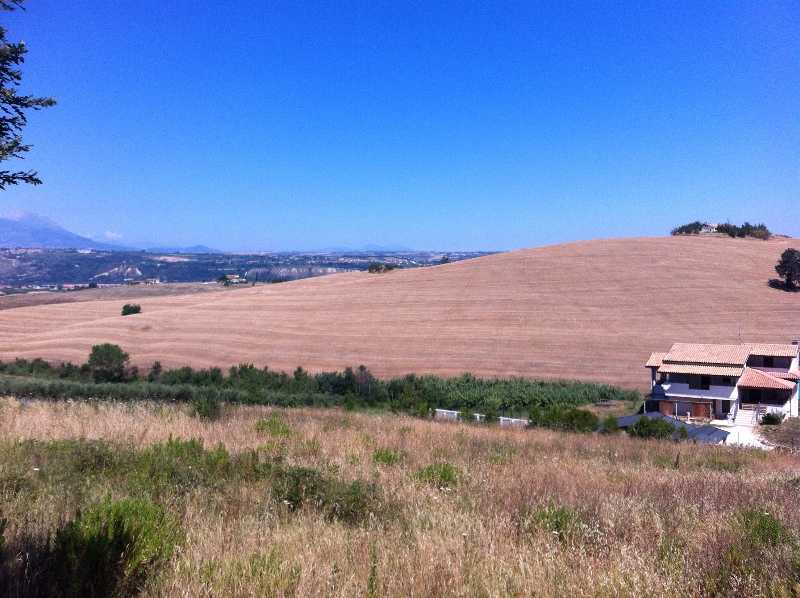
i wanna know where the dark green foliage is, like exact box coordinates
[190,394,221,420]
[271,466,387,525]
[717,221,771,239]
[671,221,705,235]
[671,221,771,239]
[627,416,680,440]
[147,361,163,382]
[53,497,180,598]
[131,438,233,498]
[761,412,783,426]
[0,344,640,417]
[87,343,130,383]
[601,415,619,433]
[120,303,141,316]
[482,402,499,424]
[415,462,460,488]
[528,405,599,433]
[0,0,56,190]
[775,248,800,290]
[367,262,397,273]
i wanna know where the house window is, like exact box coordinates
[689,375,710,390]
[763,356,774,368]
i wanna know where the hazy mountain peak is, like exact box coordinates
[1,210,61,229]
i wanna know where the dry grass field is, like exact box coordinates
[0,236,797,390]
[1,399,799,597]
[0,282,227,311]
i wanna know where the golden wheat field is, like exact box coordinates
[1,399,799,597]
[0,236,797,390]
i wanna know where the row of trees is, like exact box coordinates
[0,344,640,416]
[671,221,771,239]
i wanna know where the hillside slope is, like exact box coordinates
[0,236,797,389]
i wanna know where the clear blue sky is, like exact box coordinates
[2,1,798,251]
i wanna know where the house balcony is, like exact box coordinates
[654,382,738,402]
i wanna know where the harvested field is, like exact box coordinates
[0,399,798,596]
[0,236,797,390]
[0,282,228,311]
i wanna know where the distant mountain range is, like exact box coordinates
[0,212,123,250]
[0,212,220,253]
[0,212,414,254]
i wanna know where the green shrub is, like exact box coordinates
[190,395,222,420]
[760,412,783,426]
[482,403,499,424]
[519,503,584,544]
[528,405,598,433]
[709,509,798,595]
[87,343,130,383]
[54,497,180,597]
[121,304,141,316]
[737,509,793,547]
[601,415,619,433]
[255,414,293,437]
[1,344,641,418]
[367,262,397,273]
[627,416,680,440]
[372,447,403,466]
[271,466,386,525]
[671,221,705,235]
[415,462,460,488]
[131,438,232,498]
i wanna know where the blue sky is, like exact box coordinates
[1,1,798,251]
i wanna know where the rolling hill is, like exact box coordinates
[0,235,797,390]
[0,211,123,250]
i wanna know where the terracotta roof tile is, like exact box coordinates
[737,368,796,391]
[645,352,666,368]
[744,343,800,358]
[663,343,749,366]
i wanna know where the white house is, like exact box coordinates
[645,342,800,425]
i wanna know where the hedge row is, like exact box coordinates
[0,376,343,407]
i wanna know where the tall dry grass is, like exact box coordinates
[1,397,799,597]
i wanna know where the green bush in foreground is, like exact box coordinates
[372,447,403,465]
[415,462,461,488]
[271,466,387,525]
[54,497,180,598]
